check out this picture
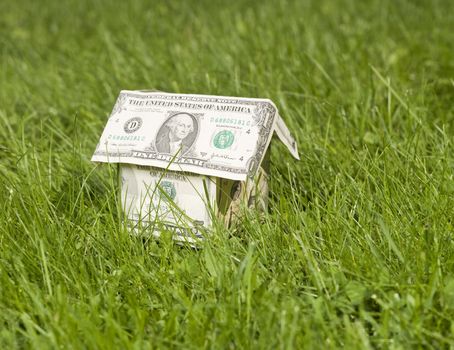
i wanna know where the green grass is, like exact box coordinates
[1,0,454,348]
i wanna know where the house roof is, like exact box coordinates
[91,91,298,181]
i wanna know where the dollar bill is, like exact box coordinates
[120,164,216,242]
[92,91,279,181]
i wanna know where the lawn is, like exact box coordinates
[1,0,453,348]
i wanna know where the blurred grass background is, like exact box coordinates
[1,0,453,348]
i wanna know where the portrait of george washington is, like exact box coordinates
[155,112,198,156]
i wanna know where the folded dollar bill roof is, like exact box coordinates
[92,91,299,181]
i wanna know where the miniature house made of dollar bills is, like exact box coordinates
[92,91,299,243]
